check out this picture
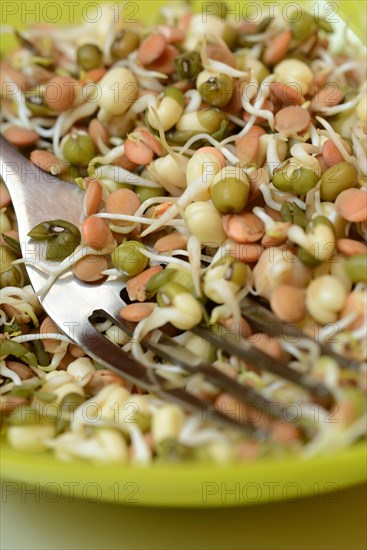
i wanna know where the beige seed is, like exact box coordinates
[0,182,11,208]
[0,396,28,417]
[6,361,33,380]
[154,232,188,253]
[1,304,27,325]
[58,351,78,371]
[104,188,141,227]
[335,188,367,222]
[88,118,109,151]
[213,362,238,379]
[206,42,237,68]
[124,139,154,165]
[126,265,163,302]
[270,285,307,323]
[156,24,185,43]
[146,45,179,75]
[30,150,67,175]
[223,212,265,243]
[137,33,167,66]
[83,178,103,216]
[336,239,367,257]
[270,82,304,106]
[310,85,344,112]
[119,302,155,322]
[248,333,284,361]
[40,316,63,353]
[0,62,28,90]
[215,392,269,429]
[263,31,292,66]
[69,344,87,358]
[271,421,300,443]
[44,76,81,112]
[230,243,264,263]
[235,126,266,166]
[135,127,164,156]
[3,126,39,148]
[261,223,290,248]
[73,255,108,282]
[219,316,252,339]
[322,138,352,168]
[274,106,311,137]
[340,291,366,331]
[81,216,116,250]
[84,370,126,395]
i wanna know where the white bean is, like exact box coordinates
[8,424,55,453]
[274,59,313,96]
[185,201,227,246]
[152,404,185,444]
[306,275,347,324]
[97,68,138,118]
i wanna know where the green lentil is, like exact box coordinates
[211,174,250,214]
[62,132,96,166]
[280,202,308,228]
[77,43,103,71]
[110,30,140,61]
[320,162,357,201]
[136,185,166,203]
[0,245,22,288]
[291,11,315,40]
[175,51,203,81]
[345,254,367,283]
[111,241,148,276]
[198,74,234,107]
[28,219,81,262]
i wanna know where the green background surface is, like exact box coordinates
[1,482,366,549]
[1,0,367,548]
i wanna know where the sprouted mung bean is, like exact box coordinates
[0,3,366,465]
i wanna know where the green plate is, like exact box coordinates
[1,438,366,507]
[1,1,366,507]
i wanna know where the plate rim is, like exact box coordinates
[1,439,365,507]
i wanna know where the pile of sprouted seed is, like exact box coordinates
[0,2,366,464]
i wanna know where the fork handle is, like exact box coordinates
[0,136,83,233]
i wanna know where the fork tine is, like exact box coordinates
[106,312,298,423]
[133,332,313,434]
[80,322,159,392]
[191,325,335,408]
[84,317,257,434]
[93,310,316,440]
[240,297,361,371]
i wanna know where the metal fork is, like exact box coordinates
[0,136,339,435]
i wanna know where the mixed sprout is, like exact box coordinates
[0,2,366,464]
